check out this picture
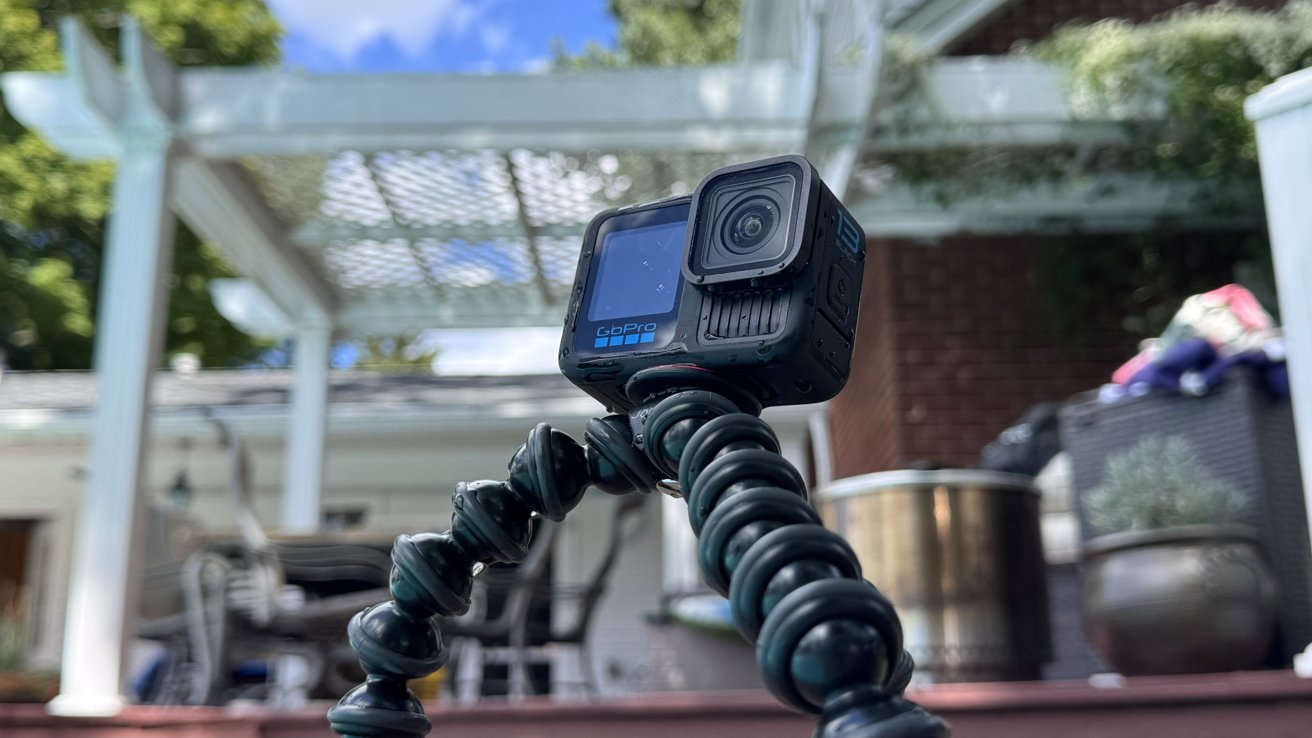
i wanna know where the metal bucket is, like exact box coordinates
[817,469,1051,682]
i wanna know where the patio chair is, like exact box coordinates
[135,414,395,705]
[441,518,559,701]
[528,492,647,696]
[444,493,646,701]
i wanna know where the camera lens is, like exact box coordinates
[689,162,801,281]
[722,197,779,254]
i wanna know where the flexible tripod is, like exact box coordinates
[327,366,949,738]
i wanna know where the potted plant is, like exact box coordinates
[1081,435,1278,675]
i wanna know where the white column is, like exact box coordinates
[48,135,175,717]
[281,325,332,533]
[1248,71,1312,599]
[660,495,700,594]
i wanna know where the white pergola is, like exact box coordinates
[1,0,1201,716]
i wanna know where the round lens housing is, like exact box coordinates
[686,161,804,284]
[721,196,780,255]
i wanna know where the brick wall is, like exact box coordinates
[828,232,903,476]
[951,0,1286,56]
[829,236,1134,478]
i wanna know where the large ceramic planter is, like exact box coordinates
[1082,525,1277,675]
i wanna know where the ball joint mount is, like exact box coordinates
[327,365,949,738]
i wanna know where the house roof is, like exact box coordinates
[0,370,822,439]
[0,369,581,413]
[0,370,603,439]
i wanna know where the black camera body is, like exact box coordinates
[559,155,866,413]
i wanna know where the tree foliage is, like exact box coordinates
[0,0,281,370]
[555,0,740,69]
[883,2,1312,216]
[1034,0,1312,201]
[1024,2,1312,335]
[355,334,439,371]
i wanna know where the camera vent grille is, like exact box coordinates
[706,287,789,339]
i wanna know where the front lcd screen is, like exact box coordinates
[587,220,686,322]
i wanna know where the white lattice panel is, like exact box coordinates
[320,151,393,227]
[534,236,587,288]
[241,149,779,324]
[321,239,425,292]
[372,150,518,227]
[415,238,535,288]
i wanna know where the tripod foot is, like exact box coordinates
[814,687,950,738]
[326,675,430,738]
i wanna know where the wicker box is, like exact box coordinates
[1060,374,1312,664]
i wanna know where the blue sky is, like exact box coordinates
[266,0,617,74]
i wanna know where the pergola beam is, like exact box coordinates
[173,158,336,327]
[291,221,585,247]
[6,63,813,158]
[294,168,1205,255]
[866,57,1155,151]
[851,175,1257,237]
[121,17,177,123]
[11,51,1119,166]
[803,0,885,200]
[175,64,812,156]
[7,50,1129,166]
[896,0,1016,54]
[61,17,123,132]
[504,154,554,304]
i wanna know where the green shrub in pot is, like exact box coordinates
[1084,436,1248,534]
[1080,435,1278,676]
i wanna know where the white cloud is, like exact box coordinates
[520,56,552,74]
[268,0,481,60]
[480,23,510,54]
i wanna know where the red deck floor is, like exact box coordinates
[2,670,1310,738]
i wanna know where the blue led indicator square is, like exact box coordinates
[640,332,656,344]
[609,336,625,347]
[594,337,609,348]
[624,334,640,345]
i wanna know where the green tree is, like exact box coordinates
[356,334,439,371]
[0,0,281,370]
[555,0,740,69]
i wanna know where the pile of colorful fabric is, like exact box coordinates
[1101,284,1288,403]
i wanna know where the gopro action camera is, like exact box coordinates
[560,155,866,412]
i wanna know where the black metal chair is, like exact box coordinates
[443,493,646,700]
[441,518,559,700]
[135,414,396,705]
